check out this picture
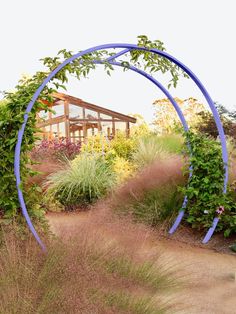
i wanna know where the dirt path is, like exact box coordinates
[47,208,236,314]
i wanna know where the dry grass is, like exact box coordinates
[110,155,186,232]
[0,145,188,313]
[0,226,180,314]
[27,157,63,188]
[112,155,185,206]
[229,157,236,183]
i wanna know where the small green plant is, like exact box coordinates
[45,154,116,209]
[104,255,177,291]
[102,291,169,314]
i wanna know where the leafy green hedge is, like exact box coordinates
[0,74,53,221]
[182,132,236,237]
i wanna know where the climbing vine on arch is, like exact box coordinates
[0,35,187,223]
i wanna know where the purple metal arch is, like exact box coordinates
[14,44,229,250]
[94,58,193,215]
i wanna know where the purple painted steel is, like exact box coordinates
[14,116,46,251]
[106,48,131,62]
[14,43,228,250]
[169,210,185,234]
[202,218,219,243]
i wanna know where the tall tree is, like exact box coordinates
[152,97,205,134]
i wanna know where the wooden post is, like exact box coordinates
[72,131,75,143]
[82,107,87,140]
[49,111,53,139]
[126,121,130,138]
[97,112,102,132]
[112,118,116,137]
[107,127,111,138]
[64,100,70,141]
[57,123,60,140]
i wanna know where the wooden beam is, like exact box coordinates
[70,122,98,132]
[64,100,70,141]
[70,118,124,123]
[37,115,66,128]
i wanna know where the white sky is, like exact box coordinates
[0,0,235,123]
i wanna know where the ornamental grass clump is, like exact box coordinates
[112,156,186,229]
[133,134,184,169]
[125,183,184,228]
[0,227,178,314]
[132,136,169,168]
[45,154,116,210]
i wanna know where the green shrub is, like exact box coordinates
[0,76,53,221]
[80,134,110,155]
[110,132,136,160]
[80,132,137,162]
[45,154,116,210]
[182,131,236,237]
[112,156,136,183]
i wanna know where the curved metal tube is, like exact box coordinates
[94,59,192,224]
[14,44,228,250]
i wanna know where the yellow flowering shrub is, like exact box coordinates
[112,156,136,183]
[80,135,110,155]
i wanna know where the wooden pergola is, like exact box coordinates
[37,92,136,142]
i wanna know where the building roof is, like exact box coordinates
[52,92,136,123]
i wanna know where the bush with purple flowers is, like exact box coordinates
[32,139,81,161]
